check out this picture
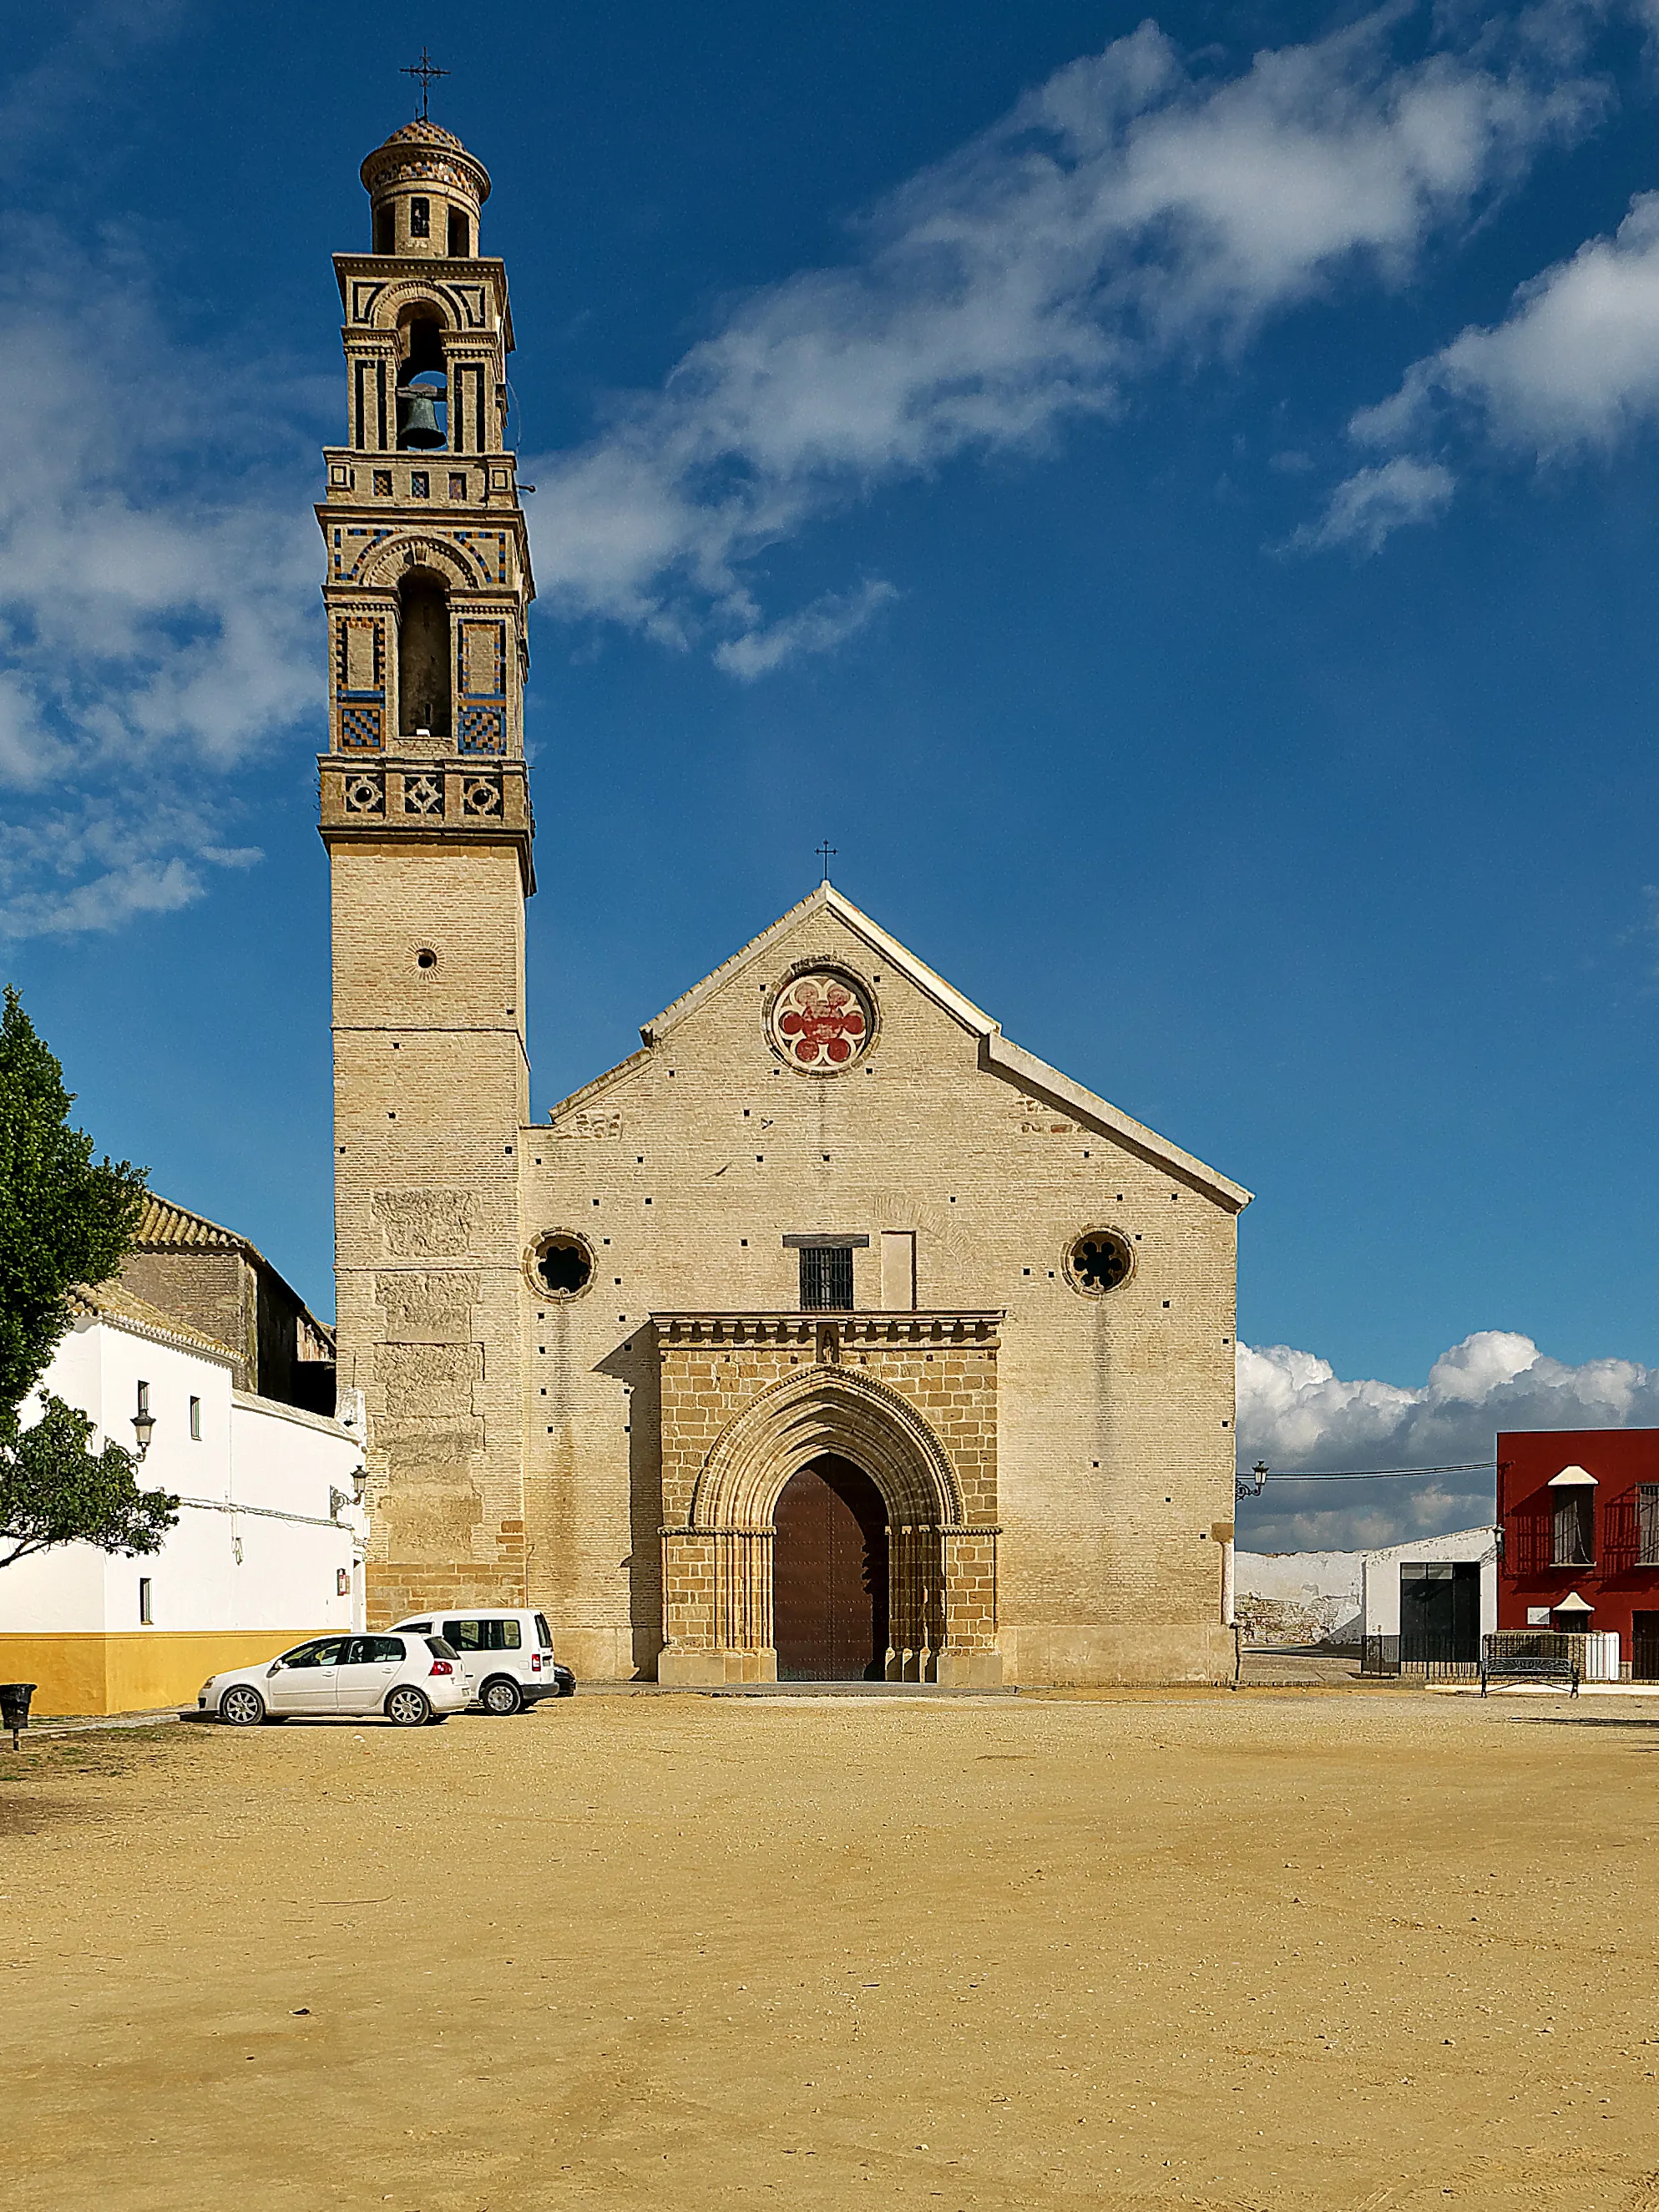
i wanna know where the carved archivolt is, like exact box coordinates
[687,1367,966,1531]
[367,280,465,333]
[358,534,485,590]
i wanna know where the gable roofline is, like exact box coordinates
[641,882,997,1046]
[635,881,1251,1213]
[133,1193,336,1352]
[984,1034,1252,1212]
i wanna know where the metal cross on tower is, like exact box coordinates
[401,47,449,121]
[816,841,837,882]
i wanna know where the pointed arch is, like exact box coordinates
[688,1366,965,1532]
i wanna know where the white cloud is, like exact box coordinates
[0,228,319,937]
[1316,188,1659,547]
[1292,453,1454,550]
[0,783,266,942]
[530,7,1601,666]
[1235,1328,1659,1549]
[711,580,898,680]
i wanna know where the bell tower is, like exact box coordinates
[318,115,536,1623]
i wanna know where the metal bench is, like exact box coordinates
[1479,1652,1579,1696]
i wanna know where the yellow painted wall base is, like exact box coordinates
[0,1631,314,1718]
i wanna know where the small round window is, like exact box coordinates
[416,948,438,971]
[1066,1228,1134,1296]
[529,1233,593,1298]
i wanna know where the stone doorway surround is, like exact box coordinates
[654,1311,1003,1687]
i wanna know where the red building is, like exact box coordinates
[1496,1428,1659,1678]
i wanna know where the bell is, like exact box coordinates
[396,385,444,450]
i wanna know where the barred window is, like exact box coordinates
[1639,1486,1659,1566]
[1553,1490,1595,1567]
[800,1245,854,1311]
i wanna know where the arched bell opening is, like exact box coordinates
[397,569,452,739]
[772,1455,889,1682]
[395,310,448,451]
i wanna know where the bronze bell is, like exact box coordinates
[396,383,444,450]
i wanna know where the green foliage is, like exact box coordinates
[0,1394,177,1570]
[0,985,146,1419]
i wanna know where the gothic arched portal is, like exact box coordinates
[657,1358,1002,1687]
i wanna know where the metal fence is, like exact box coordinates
[1363,1628,1619,1684]
[1359,1634,1480,1683]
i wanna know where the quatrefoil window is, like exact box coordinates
[402,773,443,816]
[344,775,383,814]
[463,776,502,817]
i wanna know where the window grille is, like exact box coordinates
[799,1245,854,1311]
[1553,1490,1594,1567]
[1640,1486,1659,1567]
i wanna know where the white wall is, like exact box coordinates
[1232,1548,1363,1643]
[1360,1526,1499,1640]
[0,1315,365,1639]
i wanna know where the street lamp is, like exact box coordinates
[131,1382,154,1461]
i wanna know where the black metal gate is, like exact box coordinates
[1400,1562,1480,1664]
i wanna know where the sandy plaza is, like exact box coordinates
[5,1682,1656,2212]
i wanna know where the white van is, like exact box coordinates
[389,1607,574,1714]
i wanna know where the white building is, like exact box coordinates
[0,1282,365,1715]
[1235,1525,1501,1656]
[1360,1526,1499,1656]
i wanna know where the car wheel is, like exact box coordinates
[481,1676,523,1716]
[385,1685,432,1728]
[219,1685,266,1727]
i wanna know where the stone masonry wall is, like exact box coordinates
[513,896,1242,1687]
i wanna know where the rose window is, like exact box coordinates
[1065,1230,1135,1295]
[769,971,874,1071]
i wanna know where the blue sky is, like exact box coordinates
[10,0,1659,1545]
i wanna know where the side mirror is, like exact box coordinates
[267,1660,284,1675]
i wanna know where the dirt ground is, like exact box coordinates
[4,1686,1659,2212]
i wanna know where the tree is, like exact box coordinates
[0,985,148,1414]
[0,1395,176,1570]
[0,986,175,1566]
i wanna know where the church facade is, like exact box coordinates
[317,119,1251,1687]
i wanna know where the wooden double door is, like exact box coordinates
[773,1455,889,1681]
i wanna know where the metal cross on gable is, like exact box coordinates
[402,47,449,121]
[816,840,837,882]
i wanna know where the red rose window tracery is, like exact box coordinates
[771,972,873,1069]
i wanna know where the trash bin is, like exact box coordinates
[0,1683,36,1749]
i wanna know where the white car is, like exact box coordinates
[199,1632,469,1728]
[389,1607,574,1714]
